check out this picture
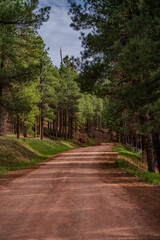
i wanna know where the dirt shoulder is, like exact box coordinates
[100,157,160,232]
[0,161,44,188]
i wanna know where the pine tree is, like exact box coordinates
[59,56,81,139]
[69,0,160,172]
[39,55,59,140]
[0,0,50,136]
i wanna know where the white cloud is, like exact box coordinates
[38,0,83,67]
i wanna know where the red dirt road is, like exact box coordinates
[0,143,160,240]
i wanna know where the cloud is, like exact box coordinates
[38,0,83,67]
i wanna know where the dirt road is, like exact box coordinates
[0,143,160,240]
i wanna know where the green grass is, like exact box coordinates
[83,137,96,146]
[0,137,79,175]
[112,145,141,161]
[113,145,160,185]
[18,138,77,158]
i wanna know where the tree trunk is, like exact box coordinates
[40,76,44,140]
[116,133,119,143]
[68,106,71,139]
[17,115,20,139]
[153,133,160,173]
[53,119,56,137]
[63,109,65,134]
[98,115,101,130]
[34,122,37,138]
[50,122,52,134]
[122,133,127,145]
[38,115,40,136]
[64,109,67,140]
[23,124,27,138]
[12,122,14,134]
[109,131,113,142]
[59,107,63,135]
[136,135,141,149]
[128,133,131,145]
[40,109,44,140]
[130,133,134,146]
[0,51,6,136]
[142,136,147,162]
[70,108,73,140]
[12,118,16,135]
[139,135,142,150]
[133,134,137,148]
[145,134,155,173]
[0,85,6,136]
[55,111,58,138]
[75,118,77,133]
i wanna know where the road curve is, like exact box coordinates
[0,143,160,240]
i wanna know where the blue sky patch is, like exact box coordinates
[38,0,82,67]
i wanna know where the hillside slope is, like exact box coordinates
[0,129,108,177]
[0,137,78,175]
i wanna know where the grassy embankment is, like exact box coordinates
[113,145,160,185]
[0,136,94,176]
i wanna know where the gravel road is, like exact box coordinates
[0,143,160,240]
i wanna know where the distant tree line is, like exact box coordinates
[0,0,104,140]
[69,0,160,173]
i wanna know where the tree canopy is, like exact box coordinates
[68,0,160,172]
[0,0,160,174]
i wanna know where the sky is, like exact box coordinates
[38,0,83,67]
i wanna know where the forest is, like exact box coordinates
[0,0,160,175]
[0,0,103,141]
[68,0,160,174]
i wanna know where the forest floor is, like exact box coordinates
[73,128,109,144]
[0,143,160,240]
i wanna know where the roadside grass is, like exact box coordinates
[17,138,77,158]
[0,137,78,175]
[113,145,160,185]
[84,137,96,146]
[112,145,141,161]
